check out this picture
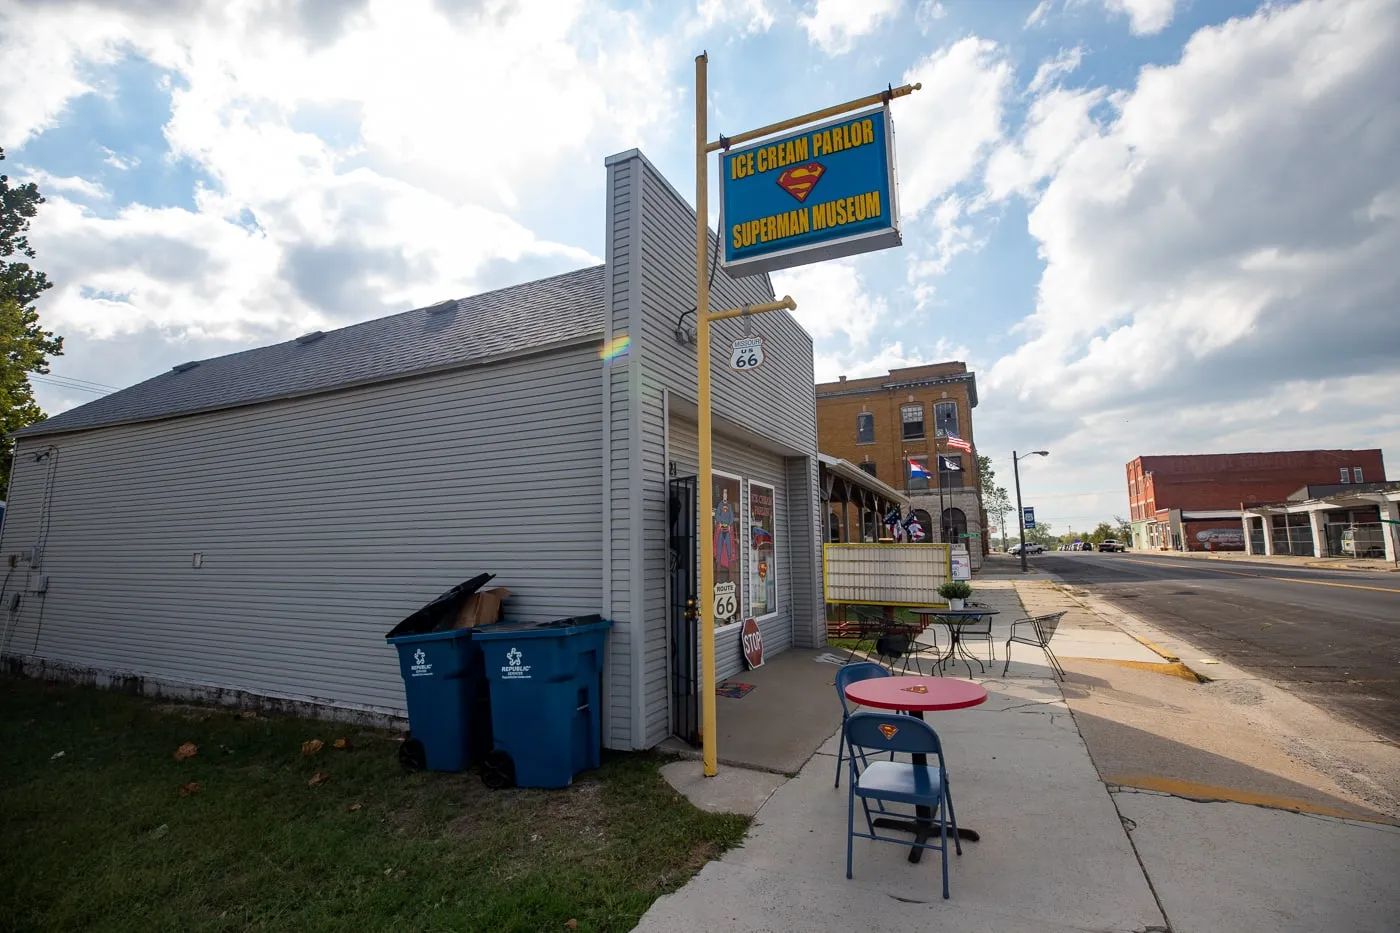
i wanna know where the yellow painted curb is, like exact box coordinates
[1123,632,1180,663]
[1061,657,1209,683]
[1103,774,1395,825]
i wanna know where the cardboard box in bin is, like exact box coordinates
[452,588,512,628]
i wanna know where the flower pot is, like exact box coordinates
[948,597,965,610]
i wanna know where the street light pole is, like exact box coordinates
[1012,449,1049,573]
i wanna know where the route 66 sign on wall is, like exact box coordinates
[729,336,765,371]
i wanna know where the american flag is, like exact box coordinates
[944,433,973,453]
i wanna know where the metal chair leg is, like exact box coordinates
[835,714,846,788]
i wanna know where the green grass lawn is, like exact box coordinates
[0,677,748,933]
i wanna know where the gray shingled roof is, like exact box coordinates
[18,265,606,439]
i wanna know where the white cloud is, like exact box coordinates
[100,147,139,170]
[897,38,1013,216]
[1103,0,1177,36]
[0,4,128,147]
[906,195,981,306]
[915,1,947,35]
[984,82,1106,201]
[799,0,903,55]
[1027,46,1084,96]
[815,341,927,383]
[979,0,1400,525]
[1025,1,1054,29]
[14,167,109,200]
[1,0,666,388]
[693,0,776,36]
[772,258,888,348]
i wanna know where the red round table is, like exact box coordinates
[843,676,987,860]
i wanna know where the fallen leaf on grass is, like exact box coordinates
[308,772,330,787]
[333,738,353,750]
[238,710,258,719]
[173,742,198,761]
[151,824,169,840]
[347,803,363,812]
[302,739,325,756]
[178,782,200,797]
[566,921,578,930]
[50,750,65,760]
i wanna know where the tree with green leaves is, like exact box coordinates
[1088,521,1116,544]
[978,454,1013,549]
[1,147,64,498]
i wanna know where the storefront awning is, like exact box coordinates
[818,453,909,506]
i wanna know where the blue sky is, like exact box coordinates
[3,0,1397,532]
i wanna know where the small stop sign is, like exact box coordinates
[740,617,764,670]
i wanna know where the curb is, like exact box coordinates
[1103,775,1398,825]
[1060,657,1208,683]
[1043,582,1210,683]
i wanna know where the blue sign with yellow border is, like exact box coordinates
[720,106,901,276]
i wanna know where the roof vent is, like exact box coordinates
[295,331,325,344]
[171,361,200,373]
[428,299,457,314]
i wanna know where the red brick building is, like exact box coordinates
[1126,449,1387,551]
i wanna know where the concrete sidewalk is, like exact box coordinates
[642,565,1400,932]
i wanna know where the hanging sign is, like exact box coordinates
[740,617,764,669]
[720,106,901,277]
[729,335,765,370]
[1022,507,1036,530]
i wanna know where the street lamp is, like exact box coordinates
[1013,450,1049,573]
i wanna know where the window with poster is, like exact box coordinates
[748,481,778,618]
[711,471,743,627]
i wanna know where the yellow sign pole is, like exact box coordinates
[694,54,918,777]
[695,52,719,777]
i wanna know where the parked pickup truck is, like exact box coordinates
[1097,540,1125,552]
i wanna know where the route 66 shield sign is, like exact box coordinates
[729,336,765,371]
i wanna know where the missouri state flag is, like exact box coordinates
[908,458,932,479]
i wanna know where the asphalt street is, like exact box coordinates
[1039,551,1400,744]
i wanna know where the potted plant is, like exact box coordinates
[938,581,972,610]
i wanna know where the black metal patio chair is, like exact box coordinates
[1002,611,1069,681]
[841,605,890,663]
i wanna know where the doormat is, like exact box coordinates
[716,680,755,699]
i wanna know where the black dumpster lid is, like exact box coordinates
[384,572,495,640]
[472,614,609,639]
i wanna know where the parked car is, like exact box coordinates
[1098,540,1124,552]
[1008,543,1045,556]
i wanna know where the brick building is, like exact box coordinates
[815,363,983,566]
[1126,449,1387,551]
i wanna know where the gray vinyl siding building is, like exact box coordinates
[1,149,822,752]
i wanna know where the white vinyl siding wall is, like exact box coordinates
[604,150,822,748]
[1,345,604,716]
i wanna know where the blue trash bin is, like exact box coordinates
[473,615,612,789]
[385,628,490,772]
[384,573,497,772]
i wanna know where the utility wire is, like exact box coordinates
[34,371,119,390]
[29,375,112,395]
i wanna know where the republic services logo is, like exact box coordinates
[413,649,426,666]
[776,162,825,202]
[507,648,522,667]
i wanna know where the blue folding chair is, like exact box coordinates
[833,662,892,789]
[844,711,961,899]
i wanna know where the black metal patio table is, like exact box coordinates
[910,607,1001,676]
